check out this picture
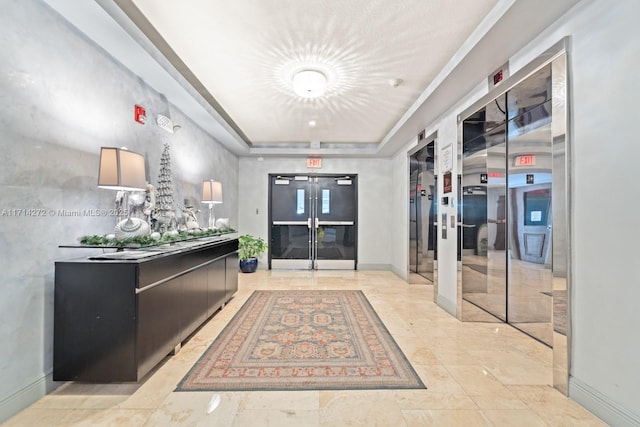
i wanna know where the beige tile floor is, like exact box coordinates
[4,270,605,426]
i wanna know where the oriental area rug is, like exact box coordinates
[176,290,425,391]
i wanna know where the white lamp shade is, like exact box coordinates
[97,147,146,191]
[202,180,223,204]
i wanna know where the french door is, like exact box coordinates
[269,174,357,270]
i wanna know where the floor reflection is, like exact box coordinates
[462,254,561,346]
[3,270,600,426]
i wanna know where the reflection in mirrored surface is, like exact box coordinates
[409,141,437,282]
[461,95,508,323]
[460,66,556,341]
[316,225,355,261]
[270,225,310,260]
[507,99,553,346]
[551,53,569,395]
[458,47,570,393]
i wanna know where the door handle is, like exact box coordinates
[273,221,308,225]
[317,221,355,226]
[307,218,311,229]
[315,218,319,229]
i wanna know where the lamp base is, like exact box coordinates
[115,217,150,240]
[207,204,216,229]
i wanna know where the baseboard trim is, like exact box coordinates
[389,265,407,281]
[358,263,392,271]
[569,377,640,427]
[436,294,457,317]
[0,373,59,424]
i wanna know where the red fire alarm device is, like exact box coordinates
[134,105,146,124]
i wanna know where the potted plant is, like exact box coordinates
[478,237,488,256]
[238,234,268,273]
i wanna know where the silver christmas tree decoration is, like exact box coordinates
[155,143,177,232]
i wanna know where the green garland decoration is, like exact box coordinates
[79,227,236,248]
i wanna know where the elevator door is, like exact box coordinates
[269,174,357,270]
[461,64,556,346]
[409,142,437,281]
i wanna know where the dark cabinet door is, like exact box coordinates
[225,252,239,301]
[207,259,226,317]
[137,277,181,379]
[54,263,137,381]
[181,265,209,340]
[54,239,239,382]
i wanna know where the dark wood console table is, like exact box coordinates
[53,237,238,382]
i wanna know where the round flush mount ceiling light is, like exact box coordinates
[292,70,327,98]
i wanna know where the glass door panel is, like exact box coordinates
[270,225,311,268]
[316,225,355,266]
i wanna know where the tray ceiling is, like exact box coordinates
[118,0,499,148]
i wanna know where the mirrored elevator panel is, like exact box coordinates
[409,141,437,281]
[550,54,569,394]
[460,63,560,347]
[506,65,554,344]
[461,95,507,322]
[458,40,570,394]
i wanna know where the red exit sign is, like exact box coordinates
[489,62,509,88]
[493,69,503,85]
[306,157,322,168]
[515,155,536,166]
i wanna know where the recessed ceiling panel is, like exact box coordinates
[129,0,498,146]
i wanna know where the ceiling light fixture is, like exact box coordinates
[292,70,327,98]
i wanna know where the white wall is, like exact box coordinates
[391,147,410,280]
[562,0,640,421]
[0,1,239,422]
[238,157,393,269]
[392,85,484,313]
[391,0,640,423]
